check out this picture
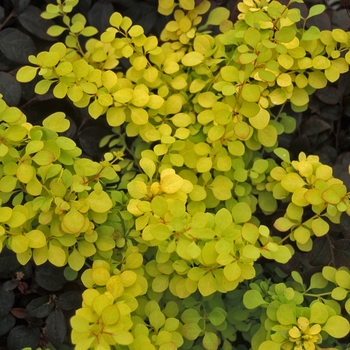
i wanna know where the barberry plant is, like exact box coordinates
[0,0,348,348]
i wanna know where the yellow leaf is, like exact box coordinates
[10,235,29,253]
[87,190,113,213]
[26,230,46,248]
[281,173,306,192]
[182,52,204,66]
[48,243,67,266]
[161,174,184,194]
[61,206,86,233]
[198,272,216,296]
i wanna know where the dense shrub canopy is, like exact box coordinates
[0,0,350,349]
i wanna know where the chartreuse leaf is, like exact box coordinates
[43,112,70,132]
[61,206,86,234]
[26,230,46,248]
[210,175,233,200]
[311,217,329,236]
[309,301,328,324]
[276,304,296,325]
[232,202,251,224]
[258,341,281,350]
[16,66,39,83]
[198,272,216,296]
[87,189,113,213]
[281,173,306,192]
[335,270,350,289]
[322,316,350,338]
[182,52,204,66]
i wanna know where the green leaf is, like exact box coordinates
[291,271,304,286]
[202,331,219,350]
[308,272,328,290]
[208,307,227,326]
[182,322,202,341]
[243,290,268,309]
[307,4,325,19]
[302,26,320,41]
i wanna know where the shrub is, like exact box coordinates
[0,0,349,348]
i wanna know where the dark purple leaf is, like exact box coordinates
[26,296,54,319]
[57,291,82,311]
[0,313,16,337]
[0,72,22,106]
[334,239,350,269]
[79,125,110,160]
[332,9,350,31]
[3,280,19,292]
[0,6,5,26]
[45,309,67,350]
[125,2,158,34]
[301,118,332,136]
[340,215,350,239]
[0,28,36,64]
[316,86,342,105]
[306,12,332,31]
[18,5,55,41]
[36,262,66,291]
[0,248,21,279]
[0,286,15,318]
[88,2,114,33]
[10,0,30,14]
[307,236,331,267]
[7,325,40,350]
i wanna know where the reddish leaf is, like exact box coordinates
[11,308,28,319]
